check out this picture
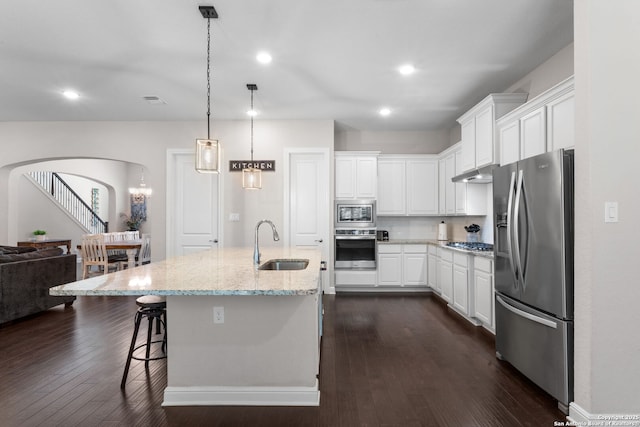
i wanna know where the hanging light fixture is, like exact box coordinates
[195,5,220,173]
[129,168,152,198]
[242,83,262,189]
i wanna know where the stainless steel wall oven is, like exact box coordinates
[334,229,376,269]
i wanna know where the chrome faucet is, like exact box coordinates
[254,219,280,265]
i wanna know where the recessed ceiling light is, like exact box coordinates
[398,64,416,76]
[62,90,79,100]
[247,109,258,117]
[256,51,272,64]
[379,108,391,116]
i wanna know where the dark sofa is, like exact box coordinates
[0,245,77,325]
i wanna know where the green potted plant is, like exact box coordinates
[33,229,47,241]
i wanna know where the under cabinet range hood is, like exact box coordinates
[452,164,498,183]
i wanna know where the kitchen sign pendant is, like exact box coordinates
[242,84,262,189]
[195,5,220,174]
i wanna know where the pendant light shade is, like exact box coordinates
[242,83,262,189]
[195,6,220,174]
[195,139,219,173]
[242,167,262,189]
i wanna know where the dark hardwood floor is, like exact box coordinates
[0,293,565,426]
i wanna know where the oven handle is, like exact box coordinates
[334,235,377,240]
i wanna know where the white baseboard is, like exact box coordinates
[162,381,320,407]
[569,402,640,426]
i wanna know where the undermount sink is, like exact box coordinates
[258,258,309,271]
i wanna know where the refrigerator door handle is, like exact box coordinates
[513,169,525,290]
[506,171,518,286]
[496,295,558,329]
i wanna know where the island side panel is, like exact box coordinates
[164,294,320,405]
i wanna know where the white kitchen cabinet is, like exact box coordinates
[460,118,476,172]
[377,159,406,215]
[457,93,528,173]
[335,270,377,288]
[439,248,453,303]
[473,256,494,331]
[335,152,379,199]
[378,155,438,216]
[406,160,438,215]
[452,252,470,315]
[474,104,495,168]
[427,245,439,292]
[377,244,402,286]
[403,244,428,286]
[377,244,427,287]
[496,76,574,164]
[546,90,575,152]
[498,120,520,166]
[437,145,487,216]
[520,106,547,160]
[444,154,455,214]
[438,158,446,215]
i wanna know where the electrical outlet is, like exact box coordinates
[213,306,224,324]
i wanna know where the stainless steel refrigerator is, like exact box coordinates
[493,149,574,412]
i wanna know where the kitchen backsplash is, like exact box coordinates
[377,215,494,243]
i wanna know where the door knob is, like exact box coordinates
[209,239,218,243]
[314,239,323,243]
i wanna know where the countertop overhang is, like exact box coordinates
[50,247,322,297]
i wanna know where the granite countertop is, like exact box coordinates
[378,239,494,259]
[50,247,322,297]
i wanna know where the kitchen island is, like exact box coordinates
[50,247,323,406]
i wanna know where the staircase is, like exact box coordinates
[28,171,109,234]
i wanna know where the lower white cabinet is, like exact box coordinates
[335,270,377,287]
[377,244,402,286]
[452,252,470,315]
[403,245,428,286]
[377,244,427,287]
[473,256,495,331]
[427,245,439,292]
[438,248,453,303]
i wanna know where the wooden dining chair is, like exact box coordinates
[138,234,151,266]
[81,234,121,279]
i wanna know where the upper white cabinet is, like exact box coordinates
[457,93,529,173]
[335,152,379,199]
[438,144,487,216]
[497,76,575,165]
[546,90,575,152]
[378,155,438,216]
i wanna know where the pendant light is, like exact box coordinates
[129,168,152,198]
[242,83,262,189]
[195,5,220,174]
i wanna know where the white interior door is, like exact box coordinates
[286,150,330,292]
[168,151,219,257]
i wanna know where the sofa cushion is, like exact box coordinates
[0,245,37,255]
[0,247,63,263]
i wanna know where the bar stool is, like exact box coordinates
[120,295,167,389]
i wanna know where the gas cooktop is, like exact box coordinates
[445,242,494,252]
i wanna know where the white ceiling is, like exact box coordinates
[0,0,573,131]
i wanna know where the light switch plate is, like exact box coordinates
[604,201,618,223]
[229,213,240,222]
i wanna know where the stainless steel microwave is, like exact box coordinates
[334,199,376,229]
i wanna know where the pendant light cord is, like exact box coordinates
[250,88,254,162]
[206,17,211,140]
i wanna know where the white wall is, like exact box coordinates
[503,43,574,99]
[335,129,451,154]
[0,119,334,260]
[573,0,640,416]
